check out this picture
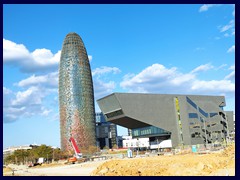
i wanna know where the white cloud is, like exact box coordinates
[41,107,52,116]
[3,87,12,95]
[93,79,116,100]
[3,39,60,73]
[220,20,234,33]
[229,65,235,70]
[3,39,30,62]
[224,65,235,80]
[199,4,219,12]
[215,64,227,70]
[3,39,93,73]
[88,55,92,62]
[120,64,195,94]
[191,80,234,93]
[17,72,58,87]
[224,71,235,81]
[120,63,235,96]
[4,63,120,123]
[92,66,121,77]
[31,49,60,66]
[3,85,54,123]
[11,86,43,106]
[121,64,178,88]
[227,45,235,53]
[191,63,214,73]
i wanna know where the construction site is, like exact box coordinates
[3,143,235,176]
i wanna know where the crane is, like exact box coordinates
[68,137,84,164]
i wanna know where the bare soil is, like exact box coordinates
[91,144,235,176]
[3,144,235,176]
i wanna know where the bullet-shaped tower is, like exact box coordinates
[59,32,96,152]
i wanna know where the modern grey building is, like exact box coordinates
[95,112,118,149]
[97,93,234,147]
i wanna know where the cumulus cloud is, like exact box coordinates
[3,39,60,73]
[191,80,234,93]
[227,45,235,53]
[3,64,120,123]
[3,39,93,73]
[199,4,219,12]
[120,64,195,94]
[3,85,53,123]
[93,79,116,100]
[16,72,58,88]
[120,63,235,96]
[11,86,44,106]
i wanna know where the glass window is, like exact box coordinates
[188,113,198,118]
[186,97,197,109]
[199,107,208,118]
[105,109,123,118]
[210,112,218,117]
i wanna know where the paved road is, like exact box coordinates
[6,160,107,176]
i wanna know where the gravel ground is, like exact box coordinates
[4,144,235,176]
[4,160,108,176]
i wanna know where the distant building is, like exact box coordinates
[97,93,234,147]
[116,136,123,148]
[128,129,132,136]
[95,112,118,149]
[3,145,32,160]
[122,136,149,150]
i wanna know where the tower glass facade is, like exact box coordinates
[59,32,96,152]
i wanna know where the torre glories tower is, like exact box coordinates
[59,32,96,152]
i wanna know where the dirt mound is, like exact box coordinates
[91,147,235,176]
[220,144,235,157]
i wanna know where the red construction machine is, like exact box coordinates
[67,137,85,164]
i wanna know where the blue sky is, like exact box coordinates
[3,4,235,149]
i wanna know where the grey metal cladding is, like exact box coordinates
[97,93,122,114]
[114,93,177,132]
[186,95,225,111]
[226,111,234,132]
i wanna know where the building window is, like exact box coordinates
[188,113,198,119]
[186,97,197,109]
[199,107,208,118]
[210,112,218,117]
[105,109,123,118]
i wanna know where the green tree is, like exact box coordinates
[103,146,109,150]
[112,144,118,149]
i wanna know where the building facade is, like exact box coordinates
[96,112,118,149]
[97,93,234,147]
[59,32,96,151]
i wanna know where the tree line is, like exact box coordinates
[4,144,102,165]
